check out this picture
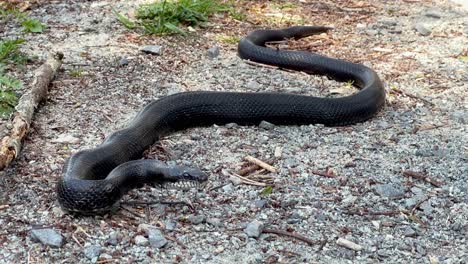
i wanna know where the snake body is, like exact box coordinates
[57,26,385,214]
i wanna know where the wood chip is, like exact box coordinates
[336,237,363,251]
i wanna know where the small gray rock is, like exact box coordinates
[414,23,431,36]
[246,80,260,90]
[164,220,177,231]
[379,18,397,27]
[374,184,405,198]
[118,57,129,66]
[206,218,222,227]
[140,45,163,55]
[259,120,275,130]
[402,226,418,237]
[134,235,149,246]
[252,199,267,209]
[222,183,234,192]
[207,46,220,58]
[244,220,264,238]
[84,245,101,260]
[451,110,467,124]
[365,29,379,36]
[106,231,121,246]
[31,229,64,248]
[188,214,206,225]
[148,229,168,248]
[225,123,238,129]
[425,10,442,19]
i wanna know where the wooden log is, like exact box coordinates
[0,52,63,171]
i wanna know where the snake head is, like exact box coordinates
[162,165,208,190]
[177,166,208,182]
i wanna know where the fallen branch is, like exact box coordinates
[403,170,442,187]
[0,52,63,171]
[244,155,277,173]
[263,228,319,246]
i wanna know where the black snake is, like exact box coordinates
[57,26,385,214]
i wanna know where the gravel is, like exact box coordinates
[30,229,64,248]
[0,0,467,263]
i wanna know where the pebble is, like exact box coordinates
[244,220,263,238]
[222,183,234,193]
[164,220,177,231]
[106,231,121,246]
[414,23,431,36]
[425,10,442,18]
[207,46,220,58]
[336,237,363,251]
[148,228,168,249]
[30,229,64,248]
[188,214,206,225]
[252,199,267,209]
[374,183,405,198]
[246,80,260,90]
[206,218,222,227]
[118,57,129,66]
[84,245,101,260]
[140,45,163,55]
[51,134,80,144]
[259,120,275,130]
[402,226,419,237]
[134,235,149,246]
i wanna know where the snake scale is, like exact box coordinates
[57,26,385,214]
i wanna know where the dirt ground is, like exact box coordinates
[0,0,467,263]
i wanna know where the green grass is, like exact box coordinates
[20,18,45,33]
[0,39,26,118]
[115,0,231,35]
[0,6,46,33]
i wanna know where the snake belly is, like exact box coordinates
[57,26,386,214]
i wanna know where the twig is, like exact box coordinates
[311,169,336,178]
[71,234,84,248]
[403,170,442,187]
[0,52,63,170]
[244,156,277,173]
[231,173,267,187]
[238,163,264,176]
[263,228,319,246]
[391,88,435,106]
[410,196,431,214]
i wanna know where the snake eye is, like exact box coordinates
[182,172,190,178]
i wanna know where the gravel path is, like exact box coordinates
[1,1,467,263]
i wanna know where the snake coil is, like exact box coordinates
[57,26,385,214]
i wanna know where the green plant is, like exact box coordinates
[0,39,25,118]
[0,38,25,63]
[70,68,84,77]
[115,0,231,35]
[114,9,136,29]
[0,68,21,118]
[20,18,45,33]
[0,6,46,33]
